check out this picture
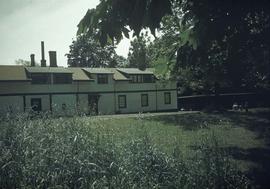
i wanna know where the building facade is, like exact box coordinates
[0,66,177,116]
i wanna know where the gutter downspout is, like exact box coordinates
[114,80,117,114]
[155,83,158,112]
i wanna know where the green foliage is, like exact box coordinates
[0,113,253,188]
[77,0,172,46]
[66,34,125,67]
[127,34,150,70]
[15,59,31,66]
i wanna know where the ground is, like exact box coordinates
[1,108,269,188]
[88,108,270,188]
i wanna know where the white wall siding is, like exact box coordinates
[115,92,157,114]
[0,96,24,114]
[156,90,178,111]
[51,94,77,116]
[98,93,116,114]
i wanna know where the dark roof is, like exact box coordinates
[109,68,130,81]
[25,67,72,73]
[0,65,29,81]
[83,68,114,74]
[117,68,154,75]
[68,68,93,81]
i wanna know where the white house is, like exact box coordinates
[0,44,177,116]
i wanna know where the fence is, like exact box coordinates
[177,92,270,110]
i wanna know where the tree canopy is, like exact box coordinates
[127,34,150,70]
[66,34,125,68]
[78,0,270,94]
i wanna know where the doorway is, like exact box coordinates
[88,94,99,115]
[31,98,42,112]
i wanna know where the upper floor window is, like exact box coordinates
[130,74,154,83]
[143,75,154,83]
[31,73,50,84]
[97,74,108,84]
[53,73,72,84]
[164,92,171,104]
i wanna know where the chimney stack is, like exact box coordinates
[49,51,57,67]
[41,41,46,67]
[30,54,35,67]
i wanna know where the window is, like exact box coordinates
[143,75,154,83]
[130,74,155,83]
[97,74,108,84]
[53,73,72,84]
[31,98,42,111]
[31,73,50,84]
[141,94,148,107]
[164,92,171,104]
[118,95,126,108]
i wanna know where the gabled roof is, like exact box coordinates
[25,67,72,73]
[68,68,93,81]
[0,65,29,81]
[83,68,114,74]
[117,68,154,75]
[109,68,130,81]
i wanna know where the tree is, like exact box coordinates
[66,34,120,67]
[77,0,172,46]
[127,35,150,70]
[78,0,270,93]
[15,59,33,66]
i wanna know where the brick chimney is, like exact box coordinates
[41,41,46,67]
[49,51,57,67]
[30,54,35,67]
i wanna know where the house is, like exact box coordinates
[0,43,177,116]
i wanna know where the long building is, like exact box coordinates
[0,48,177,116]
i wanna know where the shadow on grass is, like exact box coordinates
[146,112,227,130]
[148,108,270,188]
[224,146,270,189]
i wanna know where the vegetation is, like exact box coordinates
[1,109,269,188]
[77,0,270,95]
[127,34,150,70]
[66,34,126,68]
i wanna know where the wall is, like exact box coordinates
[0,96,24,114]
[156,90,178,111]
[0,78,178,115]
[51,94,77,116]
[115,92,157,114]
[25,95,50,112]
[98,93,116,114]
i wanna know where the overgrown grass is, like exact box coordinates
[1,109,268,188]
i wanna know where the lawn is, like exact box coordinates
[1,108,269,188]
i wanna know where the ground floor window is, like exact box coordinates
[141,94,148,107]
[118,95,127,108]
[31,98,42,111]
[164,92,171,104]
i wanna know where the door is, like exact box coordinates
[31,98,42,112]
[88,95,99,115]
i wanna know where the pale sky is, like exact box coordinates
[0,0,131,67]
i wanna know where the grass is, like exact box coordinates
[0,108,269,188]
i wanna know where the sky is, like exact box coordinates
[0,0,131,67]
